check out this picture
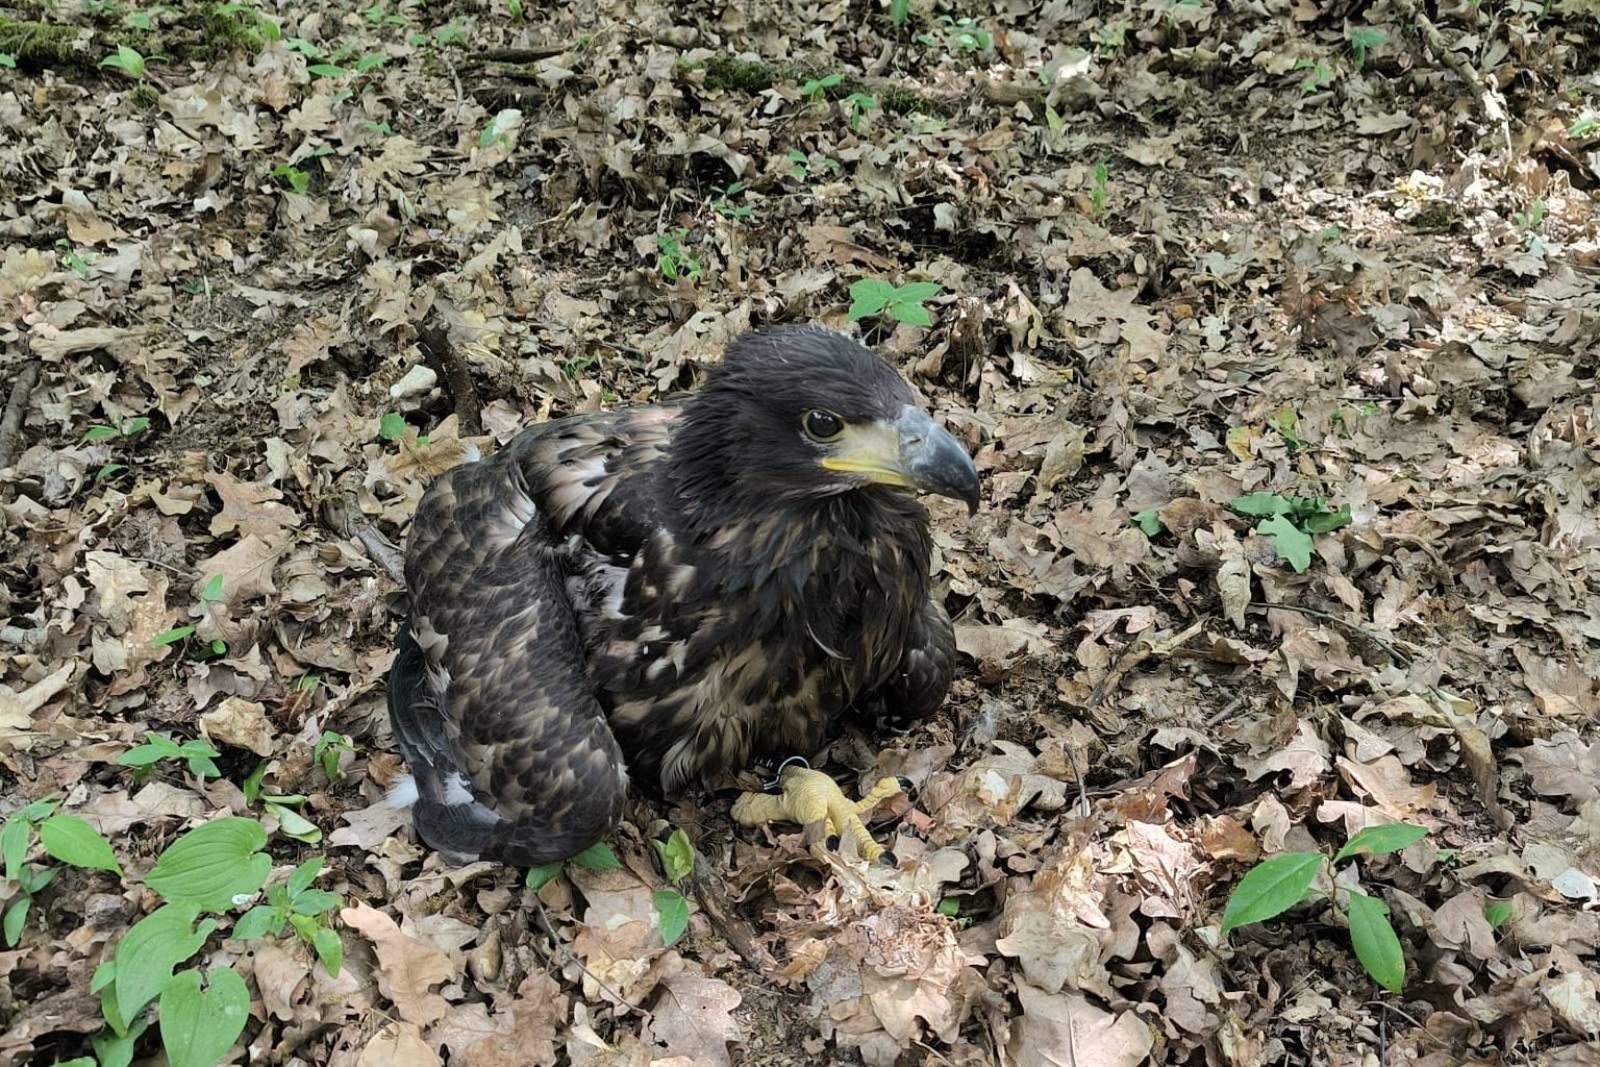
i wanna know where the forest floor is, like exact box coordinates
[2,0,1599,1063]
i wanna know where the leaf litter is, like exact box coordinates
[2,0,1600,1062]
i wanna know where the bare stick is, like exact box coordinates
[690,853,777,974]
[1388,0,1512,155]
[418,323,484,438]
[0,362,42,474]
[321,495,407,586]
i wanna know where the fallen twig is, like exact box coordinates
[418,323,484,437]
[690,853,778,974]
[1388,0,1512,155]
[0,361,42,474]
[322,495,407,586]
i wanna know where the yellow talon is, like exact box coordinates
[732,766,905,863]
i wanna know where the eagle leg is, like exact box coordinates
[731,767,903,865]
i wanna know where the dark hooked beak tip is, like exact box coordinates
[899,409,981,517]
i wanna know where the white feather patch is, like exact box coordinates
[443,773,475,806]
[384,774,419,809]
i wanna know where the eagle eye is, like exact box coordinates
[803,409,844,442]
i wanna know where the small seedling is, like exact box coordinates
[313,731,355,781]
[56,239,93,279]
[1223,822,1428,993]
[0,53,16,68]
[3,797,121,946]
[919,15,991,52]
[1269,405,1303,452]
[711,181,752,220]
[150,572,228,656]
[889,0,909,26]
[655,229,701,282]
[1229,492,1352,573]
[83,413,148,444]
[650,828,695,945]
[1295,58,1334,94]
[1089,163,1108,219]
[1131,508,1163,536]
[117,732,223,780]
[1511,198,1545,233]
[1571,115,1599,138]
[271,163,310,194]
[799,71,843,103]
[99,44,146,78]
[847,278,941,328]
[1347,26,1384,69]
[232,857,343,974]
[525,840,623,892]
[841,91,877,130]
[1091,23,1127,55]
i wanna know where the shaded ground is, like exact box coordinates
[2,0,1600,1063]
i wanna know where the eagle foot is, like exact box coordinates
[731,766,906,864]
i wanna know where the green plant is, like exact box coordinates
[524,840,623,892]
[1268,404,1303,452]
[650,828,694,946]
[232,856,343,975]
[889,0,909,25]
[313,731,355,781]
[150,573,227,656]
[841,91,877,130]
[1229,492,1352,573]
[271,162,309,194]
[1131,508,1163,536]
[1089,163,1108,219]
[1512,198,1545,233]
[1295,57,1334,93]
[1571,114,1599,138]
[847,278,941,327]
[0,52,16,68]
[4,797,121,946]
[918,15,990,51]
[1091,22,1127,55]
[799,71,843,103]
[1222,822,1428,992]
[655,229,701,282]
[1347,26,1384,69]
[118,732,223,781]
[57,238,93,279]
[711,181,752,220]
[99,44,146,78]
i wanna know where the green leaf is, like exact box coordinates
[144,817,270,911]
[38,814,121,873]
[1131,508,1163,536]
[287,857,322,898]
[847,278,894,320]
[22,864,56,894]
[1257,514,1313,573]
[571,842,621,870]
[1484,900,1512,930]
[3,896,28,947]
[291,888,341,915]
[1302,502,1353,534]
[307,63,347,78]
[889,300,933,327]
[653,889,689,946]
[378,413,407,440]
[1220,852,1323,933]
[99,44,146,77]
[91,960,118,994]
[114,904,214,1023]
[312,925,343,976]
[2,817,29,882]
[83,424,120,442]
[1229,492,1291,517]
[1334,822,1428,862]
[525,862,563,890]
[52,1059,95,1067]
[269,803,322,843]
[17,796,62,823]
[0,53,15,68]
[936,896,959,917]
[230,906,279,941]
[354,53,386,73]
[889,0,908,25]
[1345,889,1405,993]
[151,625,196,647]
[651,828,695,885]
[159,966,250,1067]
[92,1015,148,1067]
[894,281,941,302]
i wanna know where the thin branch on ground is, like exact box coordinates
[1389,0,1512,155]
[418,322,484,437]
[0,361,42,474]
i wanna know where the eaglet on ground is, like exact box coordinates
[385,325,980,866]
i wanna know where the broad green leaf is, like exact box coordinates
[92,1015,148,1067]
[378,413,407,440]
[890,301,933,327]
[287,857,322,898]
[199,574,225,601]
[1219,852,1322,933]
[1484,900,1512,930]
[84,425,120,441]
[1302,502,1353,534]
[1229,492,1292,517]
[144,817,270,910]
[525,862,563,890]
[18,796,62,822]
[0,52,16,69]
[2,817,28,882]
[1334,822,1428,862]
[159,966,250,1067]
[114,904,214,1023]
[230,906,279,941]
[651,828,695,884]
[653,889,689,946]
[307,62,347,77]
[894,282,941,302]
[99,44,146,77]
[889,0,908,25]
[571,842,621,870]
[1257,514,1313,572]
[151,625,196,647]
[52,1059,95,1067]
[312,925,343,977]
[291,889,341,916]
[847,278,895,320]
[39,814,122,873]
[1131,508,1163,536]
[91,960,117,993]
[3,896,28,946]
[936,896,959,917]
[1345,889,1405,993]
[270,803,322,843]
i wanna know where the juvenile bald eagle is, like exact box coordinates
[386,325,979,866]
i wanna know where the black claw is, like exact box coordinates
[895,775,915,796]
[825,834,840,851]
[878,850,899,868]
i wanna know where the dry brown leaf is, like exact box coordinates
[358,1021,440,1067]
[1007,984,1154,1067]
[339,901,455,1027]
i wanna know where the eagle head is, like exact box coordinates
[669,325,980,517]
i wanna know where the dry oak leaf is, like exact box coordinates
[645,973,744,1067]
[358,1021,440,1067]
[0,664,76,751]
[199,696,277,756]
[1514,733,1600,804]
[206,471,303,544]
[431,972,564,1067]
[1007,983,1154,1067]
[195,534,284,606]
[340,901,455,1027]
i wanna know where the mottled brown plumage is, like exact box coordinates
[386,325,978,866]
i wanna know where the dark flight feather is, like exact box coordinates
[387,325,976,866]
